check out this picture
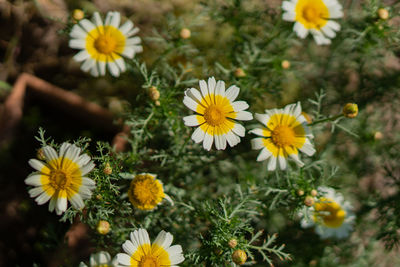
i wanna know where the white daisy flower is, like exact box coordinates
[117,228,185,266]
[69,11,143,77]
[25,143,96,215]
[249,102,315,171]
[282,0,344,45]
[79,251,118,267]
[183,77,253,151]
[301,187,355,239]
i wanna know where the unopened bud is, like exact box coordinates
[304,196,315,207]
[72,9,85,21]
[97,220,110,235]
[37,148,46,160]
[281,60,291,69]
[378,8,389,20]
[232,249,247,265]
[214,248,222,255]
[234,68,246,78]
[297,189,305,196]
[103,163,112,175]
[374,131,383,140]
[342,103,358,118]
[148,86,160,101]
[310,189,318,197]
[96,194,102,200]
[180,28,191,39]
[228,239,238,248]
[301,112,312,124]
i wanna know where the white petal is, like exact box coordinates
[321,24,336,38]
[28,159,46,172]
[257,147,272,161]
[70,25,87,39]
[232,123,245,137]
[283,12,295,21]
[154,230,173,250]
[81,58,96,72]
[226,131,240,147]
[25,174,42,186]
[126,37,141,45]
[207,77,216,96]
[90,65,99,77]
[115,58,126,73]
[73,50,90,62]
[69,194,84,209]
[215,80,225,96]
[79,19,96,33]
[185,88,203,103]
[119,20,133,35]
[235,111,253,121]
[78,185,93,199]
[219,134,227,150]
[107,61,120,77]
[282,1,295,12]
[59,142,71,157]
[191,127,206,143]
[122,240,137,255]
[183,96,199,112]
[328,5,343,18]
[299,140,316,156]
[77,154,91,167]
[92,251,111,265]
[29,187,44,198]
[203,133,213,151]
[225,85,239,101]
[117,253,132,265]
[56,196,67,215]
[199,80,208,99]
[267,156,277,171]
[166,245,184,263]
[121,46,135,58]
[104,12,113,26]
[289,153,304,167]
[278,156,287,170]
[69,39,86,49]
[326,20,341,31]
[294,22,309,39]
[254,113,270,126]
[232,101,249,112]
[92,12,103,28]
[99,61,106,76]
[215,134,221,150]
[110,12,121,28]
[138,228,151,245]
[127,27,140,37]
[183,115,201,126]
[251,138,264,150]
[48,197,57,212]
[35,192,51,205]
[82,177,96,187]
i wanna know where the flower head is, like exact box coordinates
[250,102,315,171]
[282,0,343,45]
[25,143,96,215]
[79,251,117,267]
[97,220,111,235]
[117,228,185,266]
[69,11,143,77]
[128,173,166,210]
[232,249,247,265]
[300,187,355,239]
[183,77,253,151]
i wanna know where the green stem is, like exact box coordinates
[309,114,343,126]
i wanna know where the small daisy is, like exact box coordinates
[183,77,253,151]
[128,173,171,211]
[282,0,343,45]
[117,228,185,266]
[301,187,355,239]
[69,11,143,77]
[249,102,315,171]
[25,143,96,215]
[79,251,118,267]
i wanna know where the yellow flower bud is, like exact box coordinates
[97,220,110,235]
[304,196,315,207]
[234,68,246,78]
[297,189,305,196]
[281,60,291,69]
[72,9,85,21]
[148,86,160,101]
[228,239,238,248]
[37,148,46,160]
[310,189,318,197]
[374,131,383,140]
[342,103,358,118]
[103,163,112,175]
[180,28,191,39]
[232,249,247,265]
[378,8,389,20]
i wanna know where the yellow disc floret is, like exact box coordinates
[313,197,346,228]
[128,174,165,210]
[271,125,296,147]
[94,35,117,54]
[204,105,225,126]
[296,0,329,29]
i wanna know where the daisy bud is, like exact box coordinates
[228,239,238,248]
[310,189,318,197]
[297,189,305,196]
[72,9,85,22]
[232,249,247,265]
[281,60,291,69]
[342,103,358,118]
[155,100,161,106]
[234,68,246,78]
[374,131,383,140]
[103,163,112,175]
[36,148,46,161]
[378,8,389,20]
[148,86,160,101]
[304,196,315,207]
[96,194,102,200]
[180,28,191,39]
[97,220,110,235]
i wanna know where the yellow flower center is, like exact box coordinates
[128,174,165,210]
[271,125,296,147]
[313,197,346,228]
[94,34,117,54]
[295,0,329,29]
[49,170,71,190]
[203,105,225,126]
[139,256,159,267]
